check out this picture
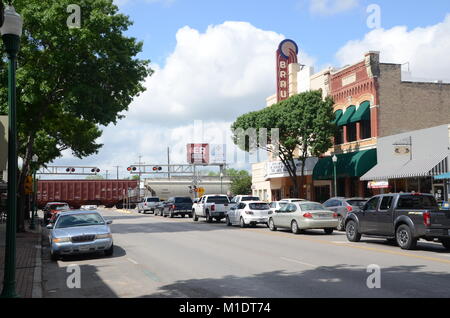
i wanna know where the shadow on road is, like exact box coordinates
[140,264,450,298]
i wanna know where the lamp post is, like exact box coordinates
[220,172,224,194]
[332,155,338,198]
[1,4,23,299]
[29,155,38,230]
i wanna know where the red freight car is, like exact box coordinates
[37,180,139,209]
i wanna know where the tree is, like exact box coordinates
[227,169,252,196]
[85,175,104,180]
[0,0,152,231]
[231,90,335,198]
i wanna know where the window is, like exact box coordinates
[207,196,230,204]
[365,197,379,211]
[287,204,297,213]
[347,123,357,142]
[397,195,438,209]
[335,127,344,145]
[175,197,192,203]
[237,203,246,209]
[300,203,326,211]
[249,203,270,210]
[379,196,394,211]
[146,198,160,202]
[360,120,371,139]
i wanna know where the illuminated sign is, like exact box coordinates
[276,39,299,102]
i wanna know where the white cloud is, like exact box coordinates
[50,21,307,176]
[309,0,359,16]
[336,14,450,82]
[114,0,174,8]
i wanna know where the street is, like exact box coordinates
[41,208,450,298]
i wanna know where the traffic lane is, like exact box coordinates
[104,209,450,298]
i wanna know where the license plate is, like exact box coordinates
[80,245,92,251]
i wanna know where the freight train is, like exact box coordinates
[37,179,139,209]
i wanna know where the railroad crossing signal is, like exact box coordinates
[152,166,162,171]
[24,176,33,194]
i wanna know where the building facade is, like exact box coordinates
[252,42,450,203]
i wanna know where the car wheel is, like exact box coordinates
[268,218,277,231]
[105,244,114,256]
[396,225,417,250]
[291,220,300,234]
[441,239,450,250]
[324,228,334,235]
[226,216,232,226]
[206,211,212,223]
[240,217,247,228]
[346,220,361,242]
[193,212,198,222]
[50,250,60,262]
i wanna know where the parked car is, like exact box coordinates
[43,202,70,225]
[47,210,114,261]
[137,197,160,214]
[323,197,368,231]
[226,201,272,228]
[154,201,166,216]
[268,201,339,235]
[280,198,307,203]
[162,197,193,218]
[269,201,289,214]
[345,193,450,250]
[192,194,231,223]
[230,195,261,205]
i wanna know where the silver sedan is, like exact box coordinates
[268,201,339,235]
[47,210,114,261]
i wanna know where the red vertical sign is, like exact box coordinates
[276,39,299,103]
[187,144,209,164]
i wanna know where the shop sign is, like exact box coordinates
[276,39,298,102]
[368,180,389,189]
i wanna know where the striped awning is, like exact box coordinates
[361,151,449,181]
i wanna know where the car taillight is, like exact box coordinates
[346,206,353,212]
[303,213,313,218]
[144,203,147,206]
[333,212,338,218]
[211,204,215,211]
[172,205,176,210]
[423,212,431,227]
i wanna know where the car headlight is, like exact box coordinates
[96,233,112,239]
[53,237,71,243]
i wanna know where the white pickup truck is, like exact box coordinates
[192,194,231,223]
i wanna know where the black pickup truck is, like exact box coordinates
[162,197,193,218]
[345,193,450,250]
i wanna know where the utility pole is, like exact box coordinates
[105,170,109,180]
[167,147,171,180]
[113,166,120,180]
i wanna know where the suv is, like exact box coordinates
[162,197,193,218]
[323,197,368,231]
[345,193,450,250]
[137,197,160,214]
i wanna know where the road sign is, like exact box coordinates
[24,176,33,194]
[198,187,205,197]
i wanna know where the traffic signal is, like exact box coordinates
[91,168,100,173]
[152,166,162,171]
[132,167,137,171]
[24,176,33,194]
[127,167,131,172]
[66,167,75,173]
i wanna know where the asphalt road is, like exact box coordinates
[41,207,450,298]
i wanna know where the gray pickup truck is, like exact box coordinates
[345,193,450,250]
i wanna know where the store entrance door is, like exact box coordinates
[314,185,330,203]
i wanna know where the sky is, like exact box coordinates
[50,0,450,179]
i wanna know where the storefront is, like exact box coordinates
[361,124,450,203]
[313,149,377,201]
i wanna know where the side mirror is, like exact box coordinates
[46,224,54,229]
[106,220,113,225]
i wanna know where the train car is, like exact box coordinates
[37,179,139,209]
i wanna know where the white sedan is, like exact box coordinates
[268,201,339,235]
[226,201,272,228]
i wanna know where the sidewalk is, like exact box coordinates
[0,216,42,298]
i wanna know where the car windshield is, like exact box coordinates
[175,197,193,203]
[397,195,438,210]
[300,203,326,211]
[55,213,105,229]
[347,200,367,207]
[249,203,270,210]
[207,196,229,204]
[241,197,260,202]
[146,198,159,202]
[50,204,68,210]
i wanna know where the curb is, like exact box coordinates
[32,221,43,298]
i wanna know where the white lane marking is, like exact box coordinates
[127,258,139,265]
[280,257,317,268]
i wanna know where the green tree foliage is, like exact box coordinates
[227,169,252,195]
[0,0,152,230]
[231,91,335,198]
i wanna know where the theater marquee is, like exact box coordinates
[276,39,299,102]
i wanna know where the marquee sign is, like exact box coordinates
[276,39,299,102]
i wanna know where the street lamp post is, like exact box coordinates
[29,155,38,230]
[332,155,338,198]
[1,4,23,299]
[220,172,224,194]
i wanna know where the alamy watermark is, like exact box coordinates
[366,264,381,289]
[367,4,381,30]
[66,264,81,289]
[67,4,81,29]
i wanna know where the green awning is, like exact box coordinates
[313,149,378,180]
[336,105,356,126]
[349,101,371,123]
[333,110,343,125]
